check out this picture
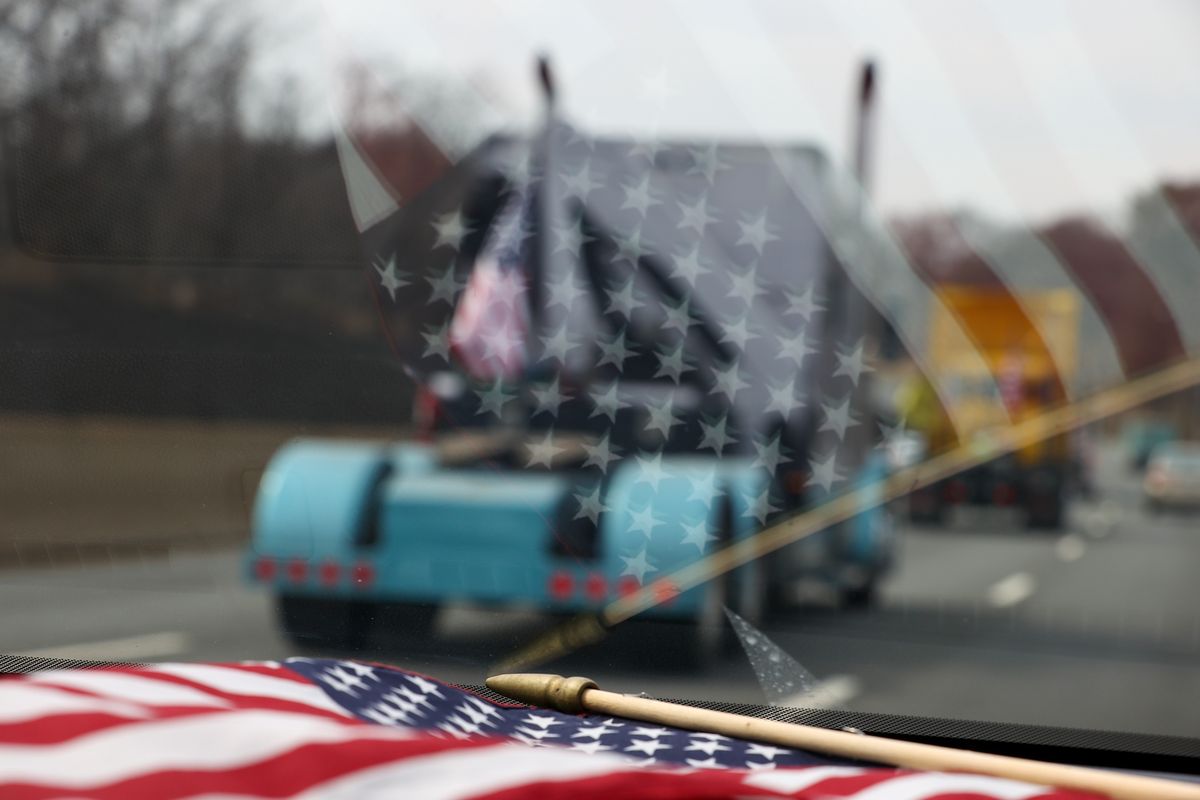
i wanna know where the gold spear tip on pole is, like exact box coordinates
[486,673,598,713]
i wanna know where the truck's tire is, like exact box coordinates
[907,485,945,526]
[841,580,878,609]
[277,595,375,652]
[375,601,440,644]
[1025,490,1064,529]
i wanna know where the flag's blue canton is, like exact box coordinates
[285,658,847,771]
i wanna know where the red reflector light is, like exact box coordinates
[548,571,574,600]
[253,557,277,582]
[350,562,375,588]
[584,573,607,602]
[318,561,340,587]
[286,559,308,583]
[617,577,640,598]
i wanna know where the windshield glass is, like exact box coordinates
[3,0,1200,741]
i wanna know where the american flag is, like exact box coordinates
[0,658,1101,799]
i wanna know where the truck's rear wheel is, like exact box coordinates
[277,595,375,652]
[907,485,945,526]
[1024,468,1066,530]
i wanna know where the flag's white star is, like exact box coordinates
[686,469,720,508]
[539,321,576,365]
[574,484,609,524]
[605,278,645,321]
[654,343,690,383]
[432,210,470,251]
[676,194,717,236]
[753,434,786,474]
[686,738,732,755]
[785,284,824,321]
[736,212,780,254]
[551,215,591,256]
[644,397,684,439]
[421,321,452,361]
[878,418,908,448]
[596,327,634,369]
[764,379,803,417]
[710,362,749,403]
[373,253,407,301]
[475,380,516,419]
[622,173,660,217]
[561,161,601,198]
[661,296,694,337]
[570,739,614,755]
[321,665,367,696]
[480,323,523,364]
[573,723,619,739]
[745,743,792,760]
[697,415,736,454]
[546,273,586,311]
[615,226,646,264]
[671,242,711,285]
[746,760,777,770]
[743,486,781,525]
[530,376,568,417]
[632,726,673,738]
[582,432,621,472]
[719,313,760,351]
[776,330,816,368]
[620,547,653,581]
[408,674,446,697]
[343,661,378,681]
[626,738,671,756]
[834,341,873,386]
[628,138,665,163]
[425,264,463,307]
[488,268,526,309]
[627,521,659,565]
[809,451,844,492]
[688,143,723,183]
[680,518,715,552]
[819,396,861,439]
[522,714,562,729]
[589,382,623,423]
[726,266,765,307]
[635,451,670,490]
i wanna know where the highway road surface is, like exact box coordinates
[1,442,1198,739]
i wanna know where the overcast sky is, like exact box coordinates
[266,0,1200,225]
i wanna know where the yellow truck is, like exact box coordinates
[900,286,1079,529]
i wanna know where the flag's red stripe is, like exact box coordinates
[1040,220,1186,376]
[0,732,499,800]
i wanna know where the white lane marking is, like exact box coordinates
[776,674,861,709]
[17,631,189,662]
[1055,533,1087,562]
[987,572,1036,608]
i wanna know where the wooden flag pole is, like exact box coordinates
[486,674,1200,800]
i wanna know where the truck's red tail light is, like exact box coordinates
[584,573,607,602]
[350,562,375,588]
[548,571,574,600]
[993,483,1016,506]
[318,561,340,587]
[253,557,277,582]
[413,385,441,443]
[286,559,308,583]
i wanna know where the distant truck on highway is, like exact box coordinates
[245,63,898,665]
[900,286,1080,529]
